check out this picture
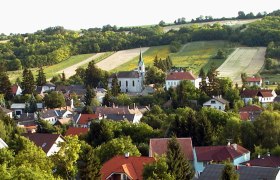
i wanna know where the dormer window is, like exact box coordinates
[211,100,216,104]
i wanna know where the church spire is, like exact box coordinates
[138,47,143,64]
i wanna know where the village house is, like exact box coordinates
[100,154,155,180]
[239,104,263,121]
[95,105,144,123]
[241,89,277,105]
[193,143,250,175]
[242,154,280,168]
[11,84,22,96]
[244,76,263,87]
[40,109,73,125]
[0,107,13,118]
[203,96,229,111]
[149,138,194,161]
[16,113,37,133]
[165,71,201,90]
[10,103,44,116]
[198,164,280,180]
[23,133,65,156]
[73,113,99,128]
[108,50,145,93]
[65,127,89,136]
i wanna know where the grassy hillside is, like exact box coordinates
[8,53,94,82]
[112,41,237,74]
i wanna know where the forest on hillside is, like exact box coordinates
[0,10,280,70]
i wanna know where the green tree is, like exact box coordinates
[78,142,101,180]
[240,121,257,151]
[43,91,66,108]
[145,66,166,85]
[114,93,132,106]
[36,67,46,86]
[221,162,239,180]
[111,74,120,96]
[143,156,175,180]
[0,72,12,100]
[52,135,81,179]
[21,68,35,94]
[166,136,194,180]
[84,86,96,106]
[95,137,140,163]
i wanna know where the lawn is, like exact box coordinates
[8,53,94,82]
[81,52,115,69]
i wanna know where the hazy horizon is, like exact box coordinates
[1,0,279,34]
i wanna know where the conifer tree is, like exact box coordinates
[221,162,239,180]
[22,68,35,94]
[36,67,46,86]
[166,136,194,180]
[84,86,96,106]
[111,74,120,96]
[61,71,66,82]
[0,72,12,100]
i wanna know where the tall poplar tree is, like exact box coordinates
[166,136,194,180]
[111,74,120,96]
[22,68,35,94]
[36,67,46,86]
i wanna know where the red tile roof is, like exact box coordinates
[22,133,64,154]
[195,144,249,162]
[166,72,196,81]
[245,77,262,82]
[149,138,194,160]
[241,89,258,98]
[65,127,89,136]
[240,112,250,121]
[239,105,263,112]
[11,85,18,95]
[77,114,98,125]
[242,156,280,168]
[101,156,155,180]
[258,91,273,98]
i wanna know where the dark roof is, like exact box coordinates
[149,138,194,161]
[0,107,13,114]
[213,97,229,104]
[195,144,249,162]
[40,110,57,119]
[18,113,36,121]
[239,105,263,112]
[274,96,280,102]
[36,86,43,94]
[56,85,86,95]
[95,106,142,116]
[44,82,56,87]
[110,71,140,79]
[101,155,155,180]
[242,156,280,168]
[106,114,135,122]
[65,127,89,136]
[166,71,196,80]
[22,133,63,154]
[241,89,259,98]
[198,164,280,180]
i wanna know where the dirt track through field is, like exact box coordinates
[217,47,266,85]
[58,53,105,78]
[96,47,149,71]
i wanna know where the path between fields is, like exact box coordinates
[58,53,105,78]
[217,47,266,85]
[96,47,149,71]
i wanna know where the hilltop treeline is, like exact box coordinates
[1,11,280,70]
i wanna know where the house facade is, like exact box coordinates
[245,76,263,87]
[241,89,277,105]
[108,50,145,93]
[193,143,250,175]
[165,71,201,90]
[10,103,44,116]
[203,97,229,111]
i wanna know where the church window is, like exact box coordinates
[132,80,135,87]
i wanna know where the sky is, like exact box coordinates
[1,0,279,34]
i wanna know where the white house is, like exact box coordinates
[165,71,201,90]
[245,76,263,87]
[241,89,277,105]
[0,138,8,149]
[108,50,145,93]
[23,133,65,156]
[10,103,44,116]
[40,109,73,125]
[203,96,229,111]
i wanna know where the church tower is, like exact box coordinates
[138,49,145,80]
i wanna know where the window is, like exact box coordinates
[119,81,121,86]
[211,100,216,104]
[126,81,128,87]
[132,80,135,87]
[219,106,221,110]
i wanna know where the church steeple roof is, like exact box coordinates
[138,48,143,64]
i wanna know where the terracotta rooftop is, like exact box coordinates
[257,91,273,98]
[101,155,155,180]
[65,127,89,136]
[149,138,194,161]
[245,77,262,82]
[239,105,263,112]
[22,133,64,154]
[11,84,19,95]
[195,144,249,162]
[166,71,196,81]
[76,114,98,125]
[240,112,250,121]
[242,156,280,168]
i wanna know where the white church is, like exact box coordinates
[108,50,145,93]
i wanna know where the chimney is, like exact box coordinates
[267,152,270,157]
[258,154,260,158]
[227,141,231,146]
[246,163,251,167]
[232,143,237,151]
[125,152,130,158]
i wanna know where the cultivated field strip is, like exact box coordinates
[217,47,266,85]
[96,47,149,71]
[58,53,105,78]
